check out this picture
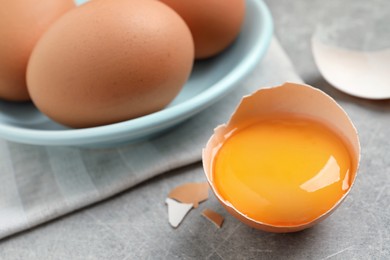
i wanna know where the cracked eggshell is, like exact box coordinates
[202,82,360,233]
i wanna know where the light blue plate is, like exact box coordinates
[0,0,273,147]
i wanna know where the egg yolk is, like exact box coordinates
[213,115,354,226]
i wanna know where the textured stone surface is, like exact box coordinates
[1,0,389,259]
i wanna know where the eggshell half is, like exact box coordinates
[312,38,390,99]
[202,82,360,233]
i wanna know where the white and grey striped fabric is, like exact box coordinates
[0,38,302,240]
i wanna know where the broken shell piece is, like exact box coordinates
[202,208,224,228]
[202,82,360,233]
[165,198,193,228]
[168,182,209,208]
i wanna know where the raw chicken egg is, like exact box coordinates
[0,0,75,101]
[159,0,245,59]
[203,82,360,233]
[27,0,194,128]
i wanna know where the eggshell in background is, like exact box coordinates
[160,0,245,59]
[311,4,390,99]
[202,82,360,233]
[312,38,390,99]
[0,0,75,101]
[27,0,194,128]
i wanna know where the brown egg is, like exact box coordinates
[0,0,75,101]
[27,0,194,128]
[160,0,245,59]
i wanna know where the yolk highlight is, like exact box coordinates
[213,115,354,226]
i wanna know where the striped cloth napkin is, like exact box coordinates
[0,38,302,240]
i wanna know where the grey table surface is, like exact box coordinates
[1,0,390,259]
